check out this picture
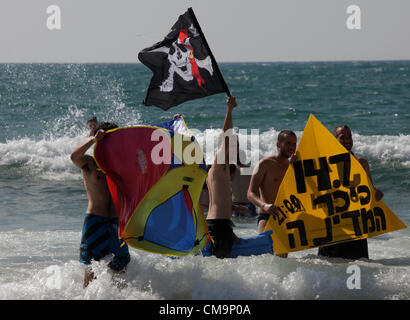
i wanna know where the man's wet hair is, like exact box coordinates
[87,116,98,124]
[278,130,296,142]
[94,122,118,135]
[333,125,351,136]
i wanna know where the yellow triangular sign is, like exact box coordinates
[265,114,407,255]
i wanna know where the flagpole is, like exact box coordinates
[188,7,232,97]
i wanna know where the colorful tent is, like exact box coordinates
[265,114,407,255]
[94,117,210,257]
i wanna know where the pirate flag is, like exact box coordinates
[138,7,230,110]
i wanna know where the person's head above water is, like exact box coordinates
[87,116,99,137]
[87,116,98,125]
[94,122,118,135]
[276,130,297,158]
[333,125,353,151]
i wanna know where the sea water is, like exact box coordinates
[1,62,410,300]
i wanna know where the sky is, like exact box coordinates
[0,0,409,63]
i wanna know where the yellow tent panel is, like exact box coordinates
[265,114,407,255]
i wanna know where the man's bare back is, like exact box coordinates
[205,96,238,259]
[206,96,238,220]
[81,155,116,218]
[206,157,232,220]
[71,130,116,218]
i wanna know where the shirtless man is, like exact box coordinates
[71,122,130,287]
[206,96,239,258]
[318,125,383,259]
[247,130,297,257]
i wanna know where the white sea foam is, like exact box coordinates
[1,129,409,181]
[0,229,409,300]
[352,133,410,165]
[0,135,86,181]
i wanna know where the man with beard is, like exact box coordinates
[317,125,384,259]
[247,130,297,258]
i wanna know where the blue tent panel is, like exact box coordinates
[144,190,196,252]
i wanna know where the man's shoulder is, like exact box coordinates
[81,155,97,171]
[356,156,369,165]
[208,163,228,176]
[250,156,278,176]
[259,155,279,167]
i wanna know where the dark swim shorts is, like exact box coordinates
[257,213,271,223]
[318,239,369,260]
[206,219,235,259]
[79,214,130,271]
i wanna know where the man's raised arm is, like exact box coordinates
[215,96,237,165]
[222,96,237,132]
[71,129,106,169]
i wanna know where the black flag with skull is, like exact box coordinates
[138,8,230,110]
